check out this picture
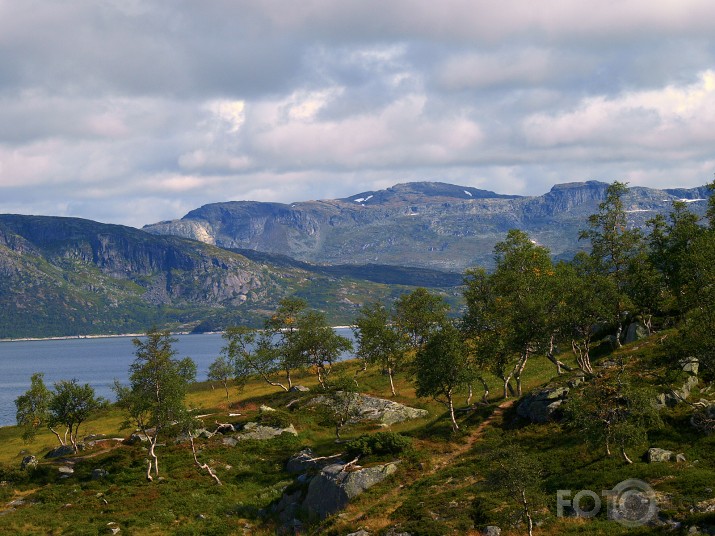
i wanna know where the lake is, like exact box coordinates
[0,329,356,427]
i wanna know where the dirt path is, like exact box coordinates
[342,398,516,527]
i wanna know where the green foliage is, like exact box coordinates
[564,365,662,463]
[414,322,472,431]
[257,409,293,429]
[394,287,449,349]
[579,181,643,343]
[345,431,413,460]
[114,328,197,479]
[15,372,54,443]
[353,301,409,395]
[293,310,353,387]
[49,379,103,451]
[317,373,362,439]
[464,229,556,396]
[483,439,547,535]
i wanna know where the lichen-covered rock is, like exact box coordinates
[647,448,681,463]
[311,394,428,425]
[45,445,76,458]
[624,322,649,343]
[20,456,37,470]
[302,462,399,518]
[234,422,297,441]
[517,386,569,423]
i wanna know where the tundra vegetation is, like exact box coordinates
[4,181,715,535]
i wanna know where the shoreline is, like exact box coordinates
[0,325,356,344]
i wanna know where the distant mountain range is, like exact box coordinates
[1,181,710,338]
[144,181,711,270]
[0,215,457,339]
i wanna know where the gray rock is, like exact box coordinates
[675,453,687,463]
[222,437,239,447]
[680,357,699,375]
[214,423,236,434]
[92,468,109,480]
[290,385,310,392]
[236,422,297,441]
[624,322,649,343]
[58,465,74,475]
[346,531,370,536]
[198,429,214,439]
[106,522,121,534]
[517,386,569,423]
[45,445,75,458]
[286,448,344,474]
[302,462,399,518]
[655,375,700,408]
[124,433,149,445]
[483,527,501,536]
[312,394,428,425]
[272,489,304,523]
[647,448,676,463]
[20,456,37,470]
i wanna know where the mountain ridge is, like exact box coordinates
[144,180,711,270]
[0,214,457,339]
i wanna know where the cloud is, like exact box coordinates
[1,1,715,227]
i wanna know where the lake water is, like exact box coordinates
[0,329,355,427]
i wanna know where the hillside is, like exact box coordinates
[0,215,458,339]
[1,335,713,535]
[144,181,711,270]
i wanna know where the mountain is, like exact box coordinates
[144,181,711,270]
[0,215,458,339]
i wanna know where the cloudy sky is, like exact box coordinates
[1,1,714,227]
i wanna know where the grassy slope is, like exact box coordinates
[0,336,713,535]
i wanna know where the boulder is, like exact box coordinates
[222,437,239,447]
[302,462,399,519]
[657,376,700,408]
[124,433,149,445]
[647,448,678,463]
[58,465,74,476]
[624,322,649,343]
[680,357,699,375]
[286,448,344,474]
[20,456,37,470]
[235,422,297,441]
[311,394,428,425]
[290,385,310,392]
[517,386,569,423]
[214,423,236,434]
[483,527,502,536]
[347,531,371,536]
[92,468,109,480]
[45,445,76,458]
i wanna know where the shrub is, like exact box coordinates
[257,410,293,429]
[345,431,412,460]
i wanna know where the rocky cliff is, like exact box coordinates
[144,181,710,270]
[0,215,451,339]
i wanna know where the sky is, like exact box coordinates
[1,1,715,228]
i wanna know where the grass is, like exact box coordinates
[1,340,714,535]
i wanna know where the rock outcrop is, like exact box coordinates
[311,393,428,425]
[517,386,570,423]
[145,181,710,271]
[273,456,400,523]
